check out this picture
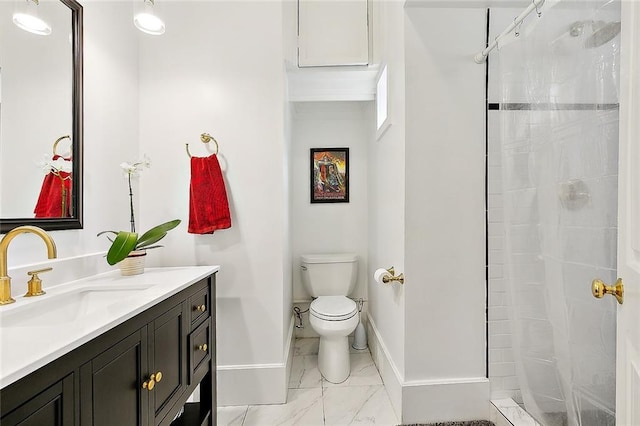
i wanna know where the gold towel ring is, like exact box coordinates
[53,135,71,157]
[185,132,219,158]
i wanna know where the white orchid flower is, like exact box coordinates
[120,155,152,177]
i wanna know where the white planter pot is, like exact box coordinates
[118,250,147,276]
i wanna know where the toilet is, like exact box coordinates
[300,253,359,383]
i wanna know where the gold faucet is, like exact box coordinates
[0,226,57,305]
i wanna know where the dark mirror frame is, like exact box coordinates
[0,0,83,233]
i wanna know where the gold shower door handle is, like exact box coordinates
[592,278,624,304]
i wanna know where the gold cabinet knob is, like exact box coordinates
[198,344,208,352]
[142,378,155,391]
[592,278,624,304]
[142,371,163,391]
[194,304,206,312]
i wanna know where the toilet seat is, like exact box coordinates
[310,296,357,321]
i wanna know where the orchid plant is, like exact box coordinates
[98,156,180,266]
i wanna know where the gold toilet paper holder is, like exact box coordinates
[383,267,404,285]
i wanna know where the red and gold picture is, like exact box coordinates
[310,148,349,203]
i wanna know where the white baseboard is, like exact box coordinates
[217,316,295,406]
[367,317,403,419]
[367,317,490,424]
[402,378,490,423]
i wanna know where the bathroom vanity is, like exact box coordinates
[0,266,218,426]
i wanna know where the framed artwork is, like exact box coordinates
[310,148,349,203]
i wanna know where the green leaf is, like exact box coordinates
[106,231,139,265]
[136,219,181,250]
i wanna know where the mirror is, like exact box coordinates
[0,0,83,233]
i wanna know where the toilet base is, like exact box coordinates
[318,335,351,383]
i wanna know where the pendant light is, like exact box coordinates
[13,0,51,36]
[134,0,165,36]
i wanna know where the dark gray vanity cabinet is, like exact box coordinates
[80,328,150,425]
[0,374,74,426]
[150,303,189,423]
[79,301,189,426]
[0,273,216,426]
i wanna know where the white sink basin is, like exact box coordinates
[0,284,154,328]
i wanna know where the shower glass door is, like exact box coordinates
[488,1,620,424]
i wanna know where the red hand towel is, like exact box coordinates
[34,155,72,218]
[188,155,231,234]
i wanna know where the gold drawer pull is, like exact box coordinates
[142,371,163,391]
[194,304,206,312]
[197,344,208,352]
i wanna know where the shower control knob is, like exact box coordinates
[592,278,624,304]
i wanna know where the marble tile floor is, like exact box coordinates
[217,337,399,426]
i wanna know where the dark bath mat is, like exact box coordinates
[401,421,495,426]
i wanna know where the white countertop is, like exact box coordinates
[0,265,219,389]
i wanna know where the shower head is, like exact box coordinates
[584,20,621,48]
[554,20,620,50]
[565,20,621,48]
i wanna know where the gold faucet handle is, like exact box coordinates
[28,267,53,277]
[25,267,53,297]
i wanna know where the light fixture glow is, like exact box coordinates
[12,0,51,36]
[134,13,165,35]
[134,0,165,35]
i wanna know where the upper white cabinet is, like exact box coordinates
[298,0,369,67]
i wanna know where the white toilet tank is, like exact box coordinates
[300,253,358,297]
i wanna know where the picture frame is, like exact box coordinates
[310,148,349,203]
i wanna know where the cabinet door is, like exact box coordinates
[149,302,187,424]
[0,375,74,426]
[298,0,369,67]
[80,328,149,426]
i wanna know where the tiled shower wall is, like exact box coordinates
[487,114,522,404]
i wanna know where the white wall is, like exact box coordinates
[367,0,407,384]
[282,0,296,356]
[291,101,370,303]
[366,3,489,423]
[137,1,290,405]
[402,8,488,422]
[404,7,486,380]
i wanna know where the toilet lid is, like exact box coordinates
[310,296,357,321]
